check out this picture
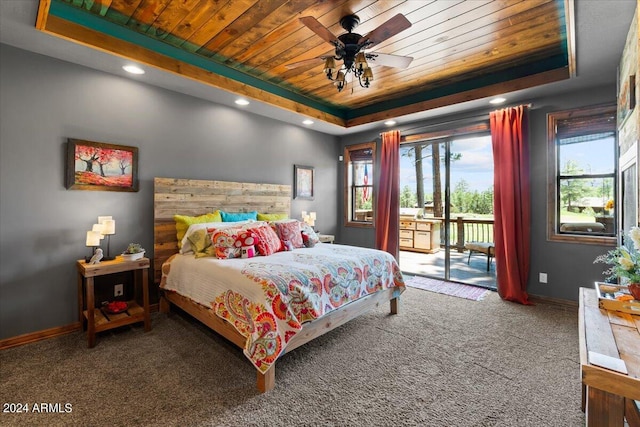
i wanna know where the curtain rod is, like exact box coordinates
[379,103,533,136]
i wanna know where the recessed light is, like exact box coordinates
[234,98,250,106]
[490,97,506,105]
[122,65,145,75]
[302,119,314,125]
[384,120,397,126]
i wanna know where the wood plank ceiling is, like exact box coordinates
[36,0,573,128]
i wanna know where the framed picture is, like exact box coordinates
[294,165,314,200]
[66,138,139,192]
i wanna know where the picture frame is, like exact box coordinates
[294,165,314,200]
[66,138,139,192]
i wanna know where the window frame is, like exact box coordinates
[546,103,617,245]
[344,141,375,228]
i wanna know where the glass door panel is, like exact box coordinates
[447,135,496,288]
[399,134,496,289]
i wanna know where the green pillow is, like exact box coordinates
[257,213,289,221]
[174,211,221,248]
[186,229,211,253]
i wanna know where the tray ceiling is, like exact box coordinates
[35,0,574,128]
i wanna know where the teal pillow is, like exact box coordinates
[220,210,258,222]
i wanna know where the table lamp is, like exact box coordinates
[85,230,101,262]
[98,216,116,260]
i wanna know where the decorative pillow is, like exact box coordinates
[186,229,211,253]
[220,211,258,222]
[234,230,260,258]
[174,211,221,248]
[180,221,229,254]
[252,224,283,256]
[274,220,304,249]
[210,227,243,259]
[300,222,320,247]
[257,212,289,221]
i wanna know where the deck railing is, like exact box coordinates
[432,216,495,252]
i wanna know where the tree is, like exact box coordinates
[560,160,590,210]
[113,149,132,175]
[451,180,470,213]
[415,145,424,210]
[75,145,100,172]
[400,185,417,208]
[402,142,460,218]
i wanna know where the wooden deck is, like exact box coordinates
[399,249,497,290]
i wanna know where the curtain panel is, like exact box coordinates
[490,106,531,304]
[375,130,401,258]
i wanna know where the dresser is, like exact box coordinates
[578,287,640,426]
[399,217,440,253]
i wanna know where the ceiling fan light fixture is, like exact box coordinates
[362,68,374,87]
[334,71,346,92]
[355,52,368,71]
[323,57,337,79]
[298,13,412,94]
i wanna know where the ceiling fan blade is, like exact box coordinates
[285,57,325,69]
[299,16,344,48]
[358,14,412,48]
[367,52,413,69]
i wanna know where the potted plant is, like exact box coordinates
[122,243,145,261]
[594,226,640,300]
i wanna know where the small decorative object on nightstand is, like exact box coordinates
[317,234,335,244]
[76,256,151,348]
[121,243,145,261]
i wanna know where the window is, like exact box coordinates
[547,104,617,244]
[344,142,375,227]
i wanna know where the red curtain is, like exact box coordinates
[375,130,401,258]
[490,106,531,304]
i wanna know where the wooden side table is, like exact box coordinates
[578,287,640,426]
[77,256,151,348]
[318,234,335,243]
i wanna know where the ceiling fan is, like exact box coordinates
[288,13,413,92]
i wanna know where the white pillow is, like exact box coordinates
[179,220,265,254]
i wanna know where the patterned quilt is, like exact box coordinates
[161,243,405,372]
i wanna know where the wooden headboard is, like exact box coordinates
[153,177,292,284]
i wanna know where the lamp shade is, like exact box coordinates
[92,223,105,237]
[355,52,368,69]
[86,231,101,247]
[310,212,317,220]
[323,57,336,73]
[102,219,115,235]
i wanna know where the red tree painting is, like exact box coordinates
[66,139,138,191]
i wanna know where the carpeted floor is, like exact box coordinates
[0,287,584,426]
[405,275,491,301]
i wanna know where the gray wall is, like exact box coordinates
[0,44,339,339]
[337,86,617,302]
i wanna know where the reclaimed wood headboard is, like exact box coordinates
[153,177,292,284]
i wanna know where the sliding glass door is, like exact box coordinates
[399,133,496,289]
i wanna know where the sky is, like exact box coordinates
[399,134,615,197]
[400,135,494,195]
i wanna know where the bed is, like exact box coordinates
[154,177,405,392]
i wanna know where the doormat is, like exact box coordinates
[405,276,490,301]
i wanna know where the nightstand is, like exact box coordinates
[76,256,151,348]
[318,234,335,243]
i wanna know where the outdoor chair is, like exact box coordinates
[464,241,495,272]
